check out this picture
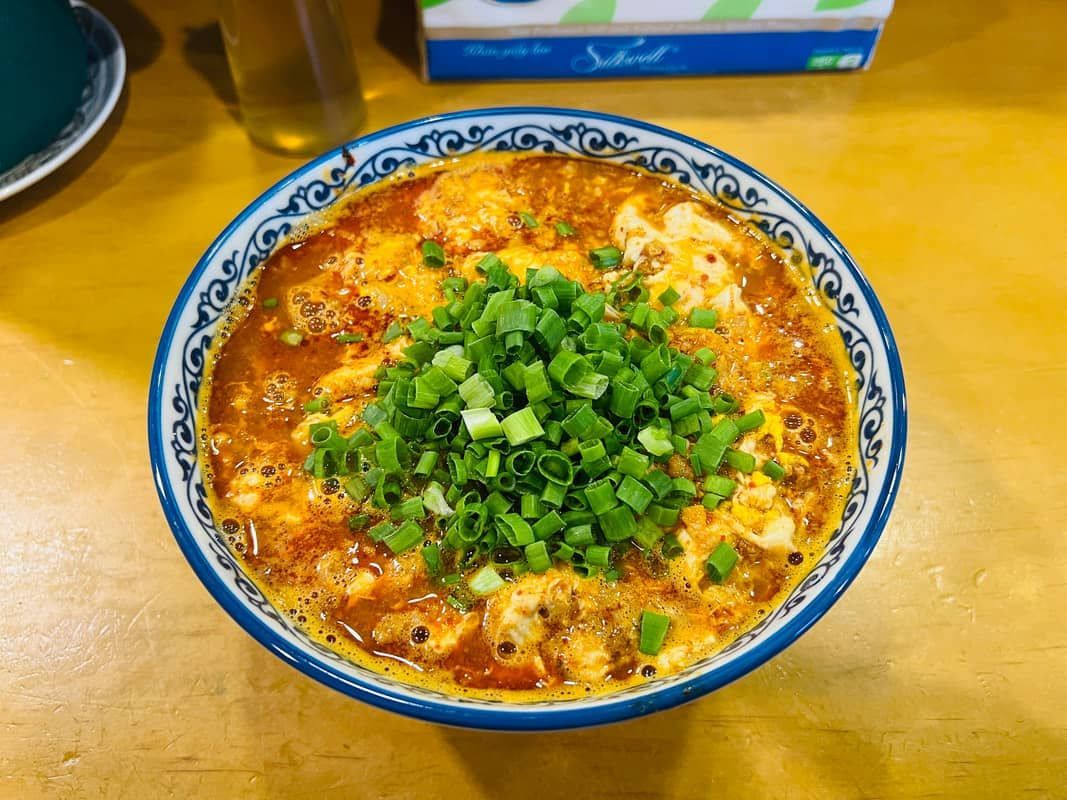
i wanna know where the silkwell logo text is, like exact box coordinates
[571,38,680,74]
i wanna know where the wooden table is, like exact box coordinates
[3,1,1065,796]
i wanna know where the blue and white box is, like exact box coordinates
[418,0,894,81]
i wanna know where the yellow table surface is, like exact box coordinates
[3,0,1065,796]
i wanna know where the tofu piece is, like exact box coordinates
[743,514,797,554]
[483,572,584,674]
[661,202,736,249]
[373,609,479,663]
[556,630,614,683]
[415,164,520,250]
[653,628,719,673]
[608,198,747,313]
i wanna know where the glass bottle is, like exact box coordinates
[218,0,366,156]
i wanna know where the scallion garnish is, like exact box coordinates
[589,245,623,269]
[555,221,576,236]
[262,297,279,309]
[638,610,670,655]
[762,460,786,481]
[688,307,719,328]
[295,251,794,660]
[519,212,539,228]
[422,240,446,268]
[469,565,505,595]
[279,329,303,346]
[657,286,680,306]
[705,541,739,582]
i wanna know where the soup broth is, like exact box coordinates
[200,154,855,700]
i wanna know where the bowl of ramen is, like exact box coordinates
[149,107,906,730]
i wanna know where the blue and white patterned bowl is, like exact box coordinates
[148,107,906,731]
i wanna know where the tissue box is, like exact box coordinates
[418,0,894,81]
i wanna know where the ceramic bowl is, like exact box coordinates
[149,107,906,730]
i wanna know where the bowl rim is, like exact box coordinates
[148,105,907,731]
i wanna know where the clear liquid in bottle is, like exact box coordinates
[219,0,366,156]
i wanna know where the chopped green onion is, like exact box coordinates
[617,446,650,478]
[762,460,786,481]
[661,533,683,558]
[712,393,739,414]
[703,475,737,497]
[525,541,551,573]
[638,610,670,656]
[262,297,279,309]
[414,451,440,478]
[390,497,426,521]
[383,520,423,553]
[292,253,780,588]
[421,543,443,576]
[343,476,369,501]
[589,246,623,269]
[424,487,454,520]
[586,544,612,568]
[348,513,371,531]
[555,221,576,236]
[583,480,617,515]
[646,503,679,527]
[724,449,756,473]
[598,505,637,542]
[422,240,446,268]
[657,286,680,306]
[564,525,595,547]
[709,419,740,445]
[500,407,545,446]
[461,408,502,441]
[335,332,364,343]
[532,511,565,540]
[537,451,574,486]
[279,329,303,346]
[688,307,719,328]
[458,373,495,409]
[303,396,329,413]
[736,409,766,433]
[637,426,674,457]
[616,475,654,514]
[694,347,715,365]
[496,513,534,547]
[519,211,539,228]
[469,565,505,596]
[706,542,739,582]
[368,521,396,542]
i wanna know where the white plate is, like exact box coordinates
[0,1,126,202]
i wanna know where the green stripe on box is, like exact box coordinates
[816,0,873,10]
[561,0,617,25]
[703,0,762,20]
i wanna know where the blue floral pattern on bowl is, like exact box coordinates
[149,107,906,731]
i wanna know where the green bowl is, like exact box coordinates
[0,0,88,172]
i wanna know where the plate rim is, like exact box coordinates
[0,0,127,202]
[148,106,908,731]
